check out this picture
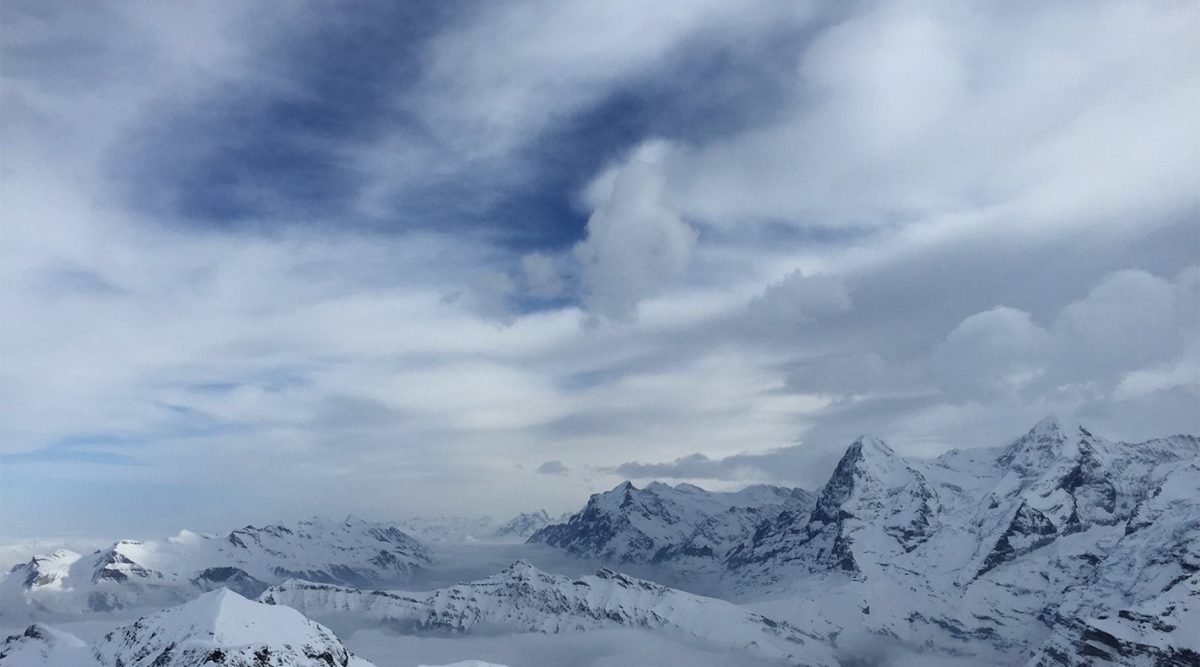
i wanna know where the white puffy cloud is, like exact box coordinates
[668,1,1198,232]
[573,142,697,322]
[933,306,1051,399]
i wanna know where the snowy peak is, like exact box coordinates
[811,435,926,520]
[996,415,1074,475]
[813,435,909,513]
[95,587,375,667]
[7,550,80,591]
[808,435,939,559]
[0,624,94,667]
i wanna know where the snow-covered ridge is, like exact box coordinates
[0,516,430,616]
[261,560,839,666]
[2,588,378,666]
[94,588,375,666]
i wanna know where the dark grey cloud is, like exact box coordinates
[536,460,569,475]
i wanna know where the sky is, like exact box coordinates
[1,0,1197,539]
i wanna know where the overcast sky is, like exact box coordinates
[2,0,1197,539]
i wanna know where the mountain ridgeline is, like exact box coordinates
[529,417,1200,665]
[2,417,1196,666]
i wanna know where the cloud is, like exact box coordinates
[520,253,567,300]
[536,460,569,475]
[745,270,853,329]
[573,142,697,321]
[613,447,813,484]
[1,0,1196,538]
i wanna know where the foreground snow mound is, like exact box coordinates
[0,624,96,667]
[261,561,838,666]
[0,516,430,615]
[93,588,376,667]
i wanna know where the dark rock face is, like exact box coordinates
[531,502,627,560]
[191,567,270,598]
[91,546,161,583]
[976,501,1057,578]
[1030,611,1200,667]
[729,436,938,580]
[529,481,802,570]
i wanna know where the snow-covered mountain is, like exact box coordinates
[727,434,939,585]
[94,588,375,666]
[735,418,1200,664]
[261,560,839,666]
[528,417,1198,665]
[0,624,93,667]
[0,516,430,616]
[491,510,555,539]
[2,588,377,667]
[528,481,806,575]
[3,416,1193,666]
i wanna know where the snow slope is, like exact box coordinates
[93,588,376,667]
[1,589,377,667]
[0,624,95,667]
[261,560,838,666]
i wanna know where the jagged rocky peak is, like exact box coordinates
[812,434,932,521]
[997,414,1077,472]
[820,435,900,490]
[95,587,375,667]
[493,510,554,539]
[528,479,801,566]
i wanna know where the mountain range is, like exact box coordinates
[2,417,1196,666]
[530,417,1200,665]
[1,588,376,667]
[0,516,431,616]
